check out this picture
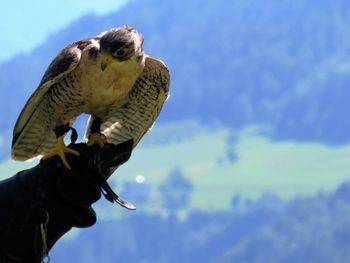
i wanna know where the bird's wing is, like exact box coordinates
[12,39,93,160]
[85,55,170,148]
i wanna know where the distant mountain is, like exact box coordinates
[218,183,350,263]
[52,193,283,263]
[51,182,350,263]
[1,0,350,151]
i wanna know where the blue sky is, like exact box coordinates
[0,0,128,62]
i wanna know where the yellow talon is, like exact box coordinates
[42,135,80,169]
[88,133,106,147]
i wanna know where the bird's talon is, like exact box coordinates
[59,153,71,170]
[42,135,79,170]
[66,148,80,156]
[88,133,106,147]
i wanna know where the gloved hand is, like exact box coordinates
[0,139,134,263]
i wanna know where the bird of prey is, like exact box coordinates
[11,26,170,169]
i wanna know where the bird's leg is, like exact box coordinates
[42,123,80,169]
[88,117,107,147]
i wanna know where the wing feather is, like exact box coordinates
[11,39,93,159]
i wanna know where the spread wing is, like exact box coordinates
[11,39,93,160]
[85,55,170,148]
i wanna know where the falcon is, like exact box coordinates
[11,26,170,169]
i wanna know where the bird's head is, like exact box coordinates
[99,26,144,71]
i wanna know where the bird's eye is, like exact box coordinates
[112,47,129,58]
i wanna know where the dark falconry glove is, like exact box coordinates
[0,129,135,263]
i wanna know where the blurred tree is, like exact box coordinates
[231,193,242,209]
[333,181,350,202]
[158,167,193,214]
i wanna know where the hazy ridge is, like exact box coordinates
[2,0,350,148]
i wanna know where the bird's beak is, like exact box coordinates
[100,54,114,71]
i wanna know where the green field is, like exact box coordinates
[1,122,350,216]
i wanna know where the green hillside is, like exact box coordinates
[2,121,350,217]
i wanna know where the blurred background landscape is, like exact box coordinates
[1,0,350,262]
